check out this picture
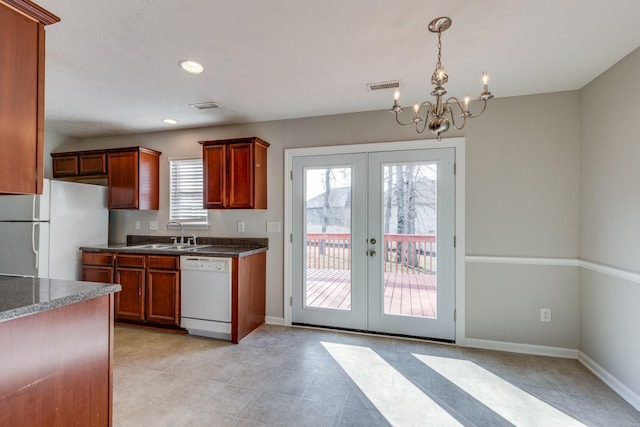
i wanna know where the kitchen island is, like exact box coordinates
[0,276,121,426]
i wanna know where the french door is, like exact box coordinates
[292,148,456,341]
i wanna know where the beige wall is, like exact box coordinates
[466,263,579,348]
[466,93,580,258]
[54,92,582,349]
[463,91,581,348]
[580,47,640,400]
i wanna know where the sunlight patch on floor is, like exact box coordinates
[413,354,587,427]
[322,342,462,427]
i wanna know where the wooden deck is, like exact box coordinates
[305,268,437,318]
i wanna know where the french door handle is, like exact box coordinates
[369,250,377,257]
[369,238,376,245]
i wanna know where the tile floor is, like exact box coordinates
[113,325,640,426]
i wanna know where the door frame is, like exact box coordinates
[284,138,467,344]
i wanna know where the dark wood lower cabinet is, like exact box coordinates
[83,264,115,283]
[83,251,181,328]
[0,295,114,426]
[115,267,146,322]
[114,254,146,322]
[233,251,267,343]
[146,256,180,325]
[82,251,115,283]
[81,249,266,341]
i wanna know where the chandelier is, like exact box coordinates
[391,17,493,140]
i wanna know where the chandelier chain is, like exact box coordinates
[431,31,448,86]
[437,31,442,69]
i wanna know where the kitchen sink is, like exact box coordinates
[130,243,171,249]
[183,245,213,251]
[125,243,212,251]
[183,245,218,252]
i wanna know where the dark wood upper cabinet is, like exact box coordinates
[200,137,269,209]
[52,149,108,178]
[201,144,227,208]
[108,147,160,210]
[0,0,59,195]
[52,146,161,210]
[79,152,107,175]
[51,154,79,177]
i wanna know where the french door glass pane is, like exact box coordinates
[304,167,352,311]
[382,162,438,318]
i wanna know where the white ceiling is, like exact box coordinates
[36,0,640,138]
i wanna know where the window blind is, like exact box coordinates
[169,158,207,224]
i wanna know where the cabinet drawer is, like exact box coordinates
[79,153,107,175]
[116,254,146,268]
[82,252,114,266]
[52,155,79,177]
[82,266,114,283]
[147,255,179,270]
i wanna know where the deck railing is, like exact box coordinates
[306,233,436,274]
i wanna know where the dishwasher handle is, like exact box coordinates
[180,256,230,272]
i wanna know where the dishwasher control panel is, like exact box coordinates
[180,256,230,272]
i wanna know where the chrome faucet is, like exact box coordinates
[164,221,184,243]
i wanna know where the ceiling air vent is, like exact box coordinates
[366,80,400,91]
[189,102,219,110]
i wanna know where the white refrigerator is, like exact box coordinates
[0,179,108,279]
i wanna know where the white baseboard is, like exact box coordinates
[578,351,640,411]
[465,339,639,411]
[464,338,578,359]
[264,316,285,325]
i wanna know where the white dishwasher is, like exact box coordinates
[180,256,231,340]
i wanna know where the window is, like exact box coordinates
[169,158,207,225]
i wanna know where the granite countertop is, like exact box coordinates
[0,275,121,323]
[81,236,269,258]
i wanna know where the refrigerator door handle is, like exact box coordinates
[32,223,39,269]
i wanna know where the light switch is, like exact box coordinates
[149,220,158,231]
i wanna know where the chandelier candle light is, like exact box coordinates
[391,17,493,140]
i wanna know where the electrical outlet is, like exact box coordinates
[540,308,552,323]
[149,220,158,231]
[266,221,281,233]
[237,221,245,233]
[134,221,140,230]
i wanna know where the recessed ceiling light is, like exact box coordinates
[162,118,178,124]
[178,60,204,74]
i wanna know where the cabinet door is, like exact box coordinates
[52,155,79,177]
[227,142,254,208]
[0,4,42,194]
[203,144,227,209]
[82,265,114,283]
[146,269,180,326]
[79,153,107,175]
[114,268,145,321]
[108,151,139,209]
